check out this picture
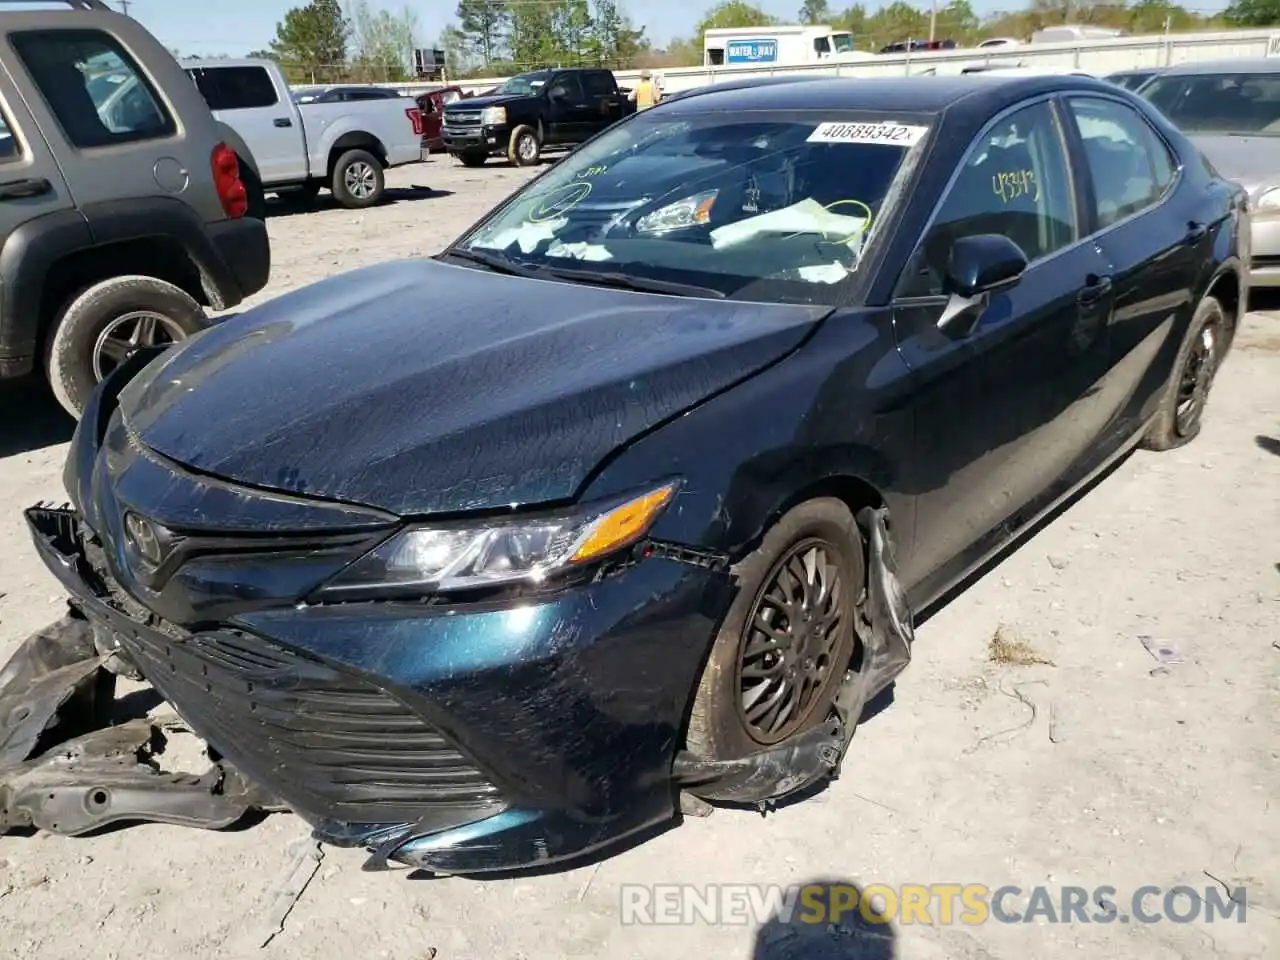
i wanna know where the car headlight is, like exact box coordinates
[481,106,507,125]
[318,481,678,599]
[635,190,719,235]
[1255,186,1280,212]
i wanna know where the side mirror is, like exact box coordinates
[548,86,566,100]
[946,233,1028,298]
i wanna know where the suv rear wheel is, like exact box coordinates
[45,275,208,418]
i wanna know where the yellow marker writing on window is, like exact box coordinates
[992,170,1040,205]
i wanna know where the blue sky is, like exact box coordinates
[128,0,1027,57]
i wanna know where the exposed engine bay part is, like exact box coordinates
[669,505,914,807]
[0,607,285,837]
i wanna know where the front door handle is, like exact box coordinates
[274,117,293,128]
[1184,220,1207,244]
[0,176,51,200]
[1077,273,1113,304]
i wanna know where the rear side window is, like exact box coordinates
[581,72,614,97]
[11,29,174,148]
[1067,97,1175,230]
[189,66,278,110]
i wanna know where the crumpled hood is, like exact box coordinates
[118,259,828,516]
[1188,133,1280,194]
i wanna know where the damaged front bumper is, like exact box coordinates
[3,501,914,874]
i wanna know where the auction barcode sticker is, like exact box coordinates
[806,121,928,146]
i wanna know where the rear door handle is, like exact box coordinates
[0,176,51,200]
[1184,220,1207,244]
[1078,273,1113,304]
[274,117,293,128]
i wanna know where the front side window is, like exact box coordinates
[190,66,277,110]
[12,29,173,148]
[1142,72,1280,135]
[549,74,583,100]
[1068,96,1174,229]
[899,100,1076,298]
[455,110,930,304]
[0,107,20,162]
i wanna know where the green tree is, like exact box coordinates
[695,0,777,35]
[270,0,349,83]
[865,0,929,45]
[835,4,868,44]
[1127,0,1198,31]
[348,0,418,81]
[1224,0,1280,25]
[456,0,509,63]
[799,0,832,24]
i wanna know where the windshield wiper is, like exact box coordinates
[542,266,726,299]
[443,248,545,279]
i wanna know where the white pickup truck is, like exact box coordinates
[184,58,424,211]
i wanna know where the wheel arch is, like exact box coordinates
[326,131,389,179]
[1203,261,1242,350]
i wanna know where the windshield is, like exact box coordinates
[1142,73,1280,135]
[832,34,854,53]
[452,110,928,304]
[496,71,551,96]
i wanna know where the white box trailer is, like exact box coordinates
[703,25,854,67]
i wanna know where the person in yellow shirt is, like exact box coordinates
[629,70,662,111]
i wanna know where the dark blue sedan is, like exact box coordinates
[1,74,1246,876]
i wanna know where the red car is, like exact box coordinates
[416,86,469,152]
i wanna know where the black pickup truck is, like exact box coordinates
[442,68,636,167]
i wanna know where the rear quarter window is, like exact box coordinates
[11,29,174,148]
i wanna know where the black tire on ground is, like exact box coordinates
[330,148,385,209]
[44,276,207,419]
[456,150,488,167]
[238,159,267,220]
[1141,294,1226,451]
[507,125,541,167]
[685,498,865,764]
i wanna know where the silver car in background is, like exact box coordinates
[1140,59,1280,285]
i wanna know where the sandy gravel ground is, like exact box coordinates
[1,159,1277,960]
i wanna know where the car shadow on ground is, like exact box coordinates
[0,377,73,457]
[1255,435,1280,457]
[751,879,897,960]
[264,185,455,218]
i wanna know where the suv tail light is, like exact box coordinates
[406,107,424,137]
[211,143,248,219]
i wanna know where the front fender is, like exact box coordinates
[578,308,920,565]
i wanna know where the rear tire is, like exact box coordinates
[1141,294,1226,451]
[507,125,541,167]
[330,149,384,209]
[456,150,487,168]
[45,276,207,419]
[686,498,864,765]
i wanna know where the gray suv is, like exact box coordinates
[0,0,270,417]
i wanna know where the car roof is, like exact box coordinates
[1156,57,1280,76]
[659,74,1120,118]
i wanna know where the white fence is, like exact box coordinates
[326,28,1279,99]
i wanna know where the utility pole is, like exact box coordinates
[928,0,937,43]
[117,0,131,16]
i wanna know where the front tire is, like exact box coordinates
[507,125,541,167]
[45,276,207,419]
[330,149,384,209]
[1141,294,1226,451]
[686,498,865,766]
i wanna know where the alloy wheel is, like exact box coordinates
[344,161,377,199]
[734,538,849,745]
[1175,321,1219,436]
[518,134,537,162]
[91,311,186,381]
